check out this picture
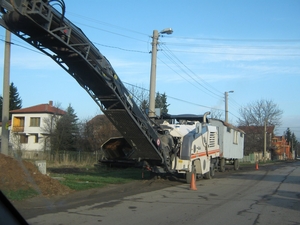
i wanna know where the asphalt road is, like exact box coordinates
[15,161,300,225]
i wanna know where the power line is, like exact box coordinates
[1,37,241,121]
[69,11,300,45]
[163,49,300,57]
[165,42,300,50]
[228,98,243,112]
[165,36,300,43]
[93,42,148,54]
[162,44,224,96]
[72,21,148,43]
[1,12,291,126]
[67,12,300,58]
[0,38,44,55]
[229,111,241,120]
[157,56,224,102]
[157,43,244,118]
[0,36,253,120]
[67,12,149,37]
[230,97,243,108]
[123,82,226,112]
[277,126,300,129]
[159,44,223,99]
[157,54,222,101]
[0,34,259,123]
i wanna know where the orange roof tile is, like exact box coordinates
[10,101,66,115]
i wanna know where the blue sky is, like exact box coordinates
[0,0,299,138]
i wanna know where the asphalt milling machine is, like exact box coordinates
[0,0,244,183]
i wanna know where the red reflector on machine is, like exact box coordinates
[157,139,160,146]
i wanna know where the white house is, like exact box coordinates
[9,101,65,153]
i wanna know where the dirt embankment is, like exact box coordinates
[0,154,72,196]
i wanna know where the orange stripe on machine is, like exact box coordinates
[190,149,220,159]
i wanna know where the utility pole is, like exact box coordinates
[148,30,159,118]
[148,28,173,118]
[225,91,233,123]
[1,30,11,155]
[263,119,267,161]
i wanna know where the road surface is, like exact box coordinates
[17,161,300,225]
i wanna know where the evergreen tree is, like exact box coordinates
[284,127,298,152]
[140,99,149,112]
[9,82,22,110]
[0,82,22,120]
[291,133,298,151]
[284,128,292,143]
[52,104,79,152]
[155,92,169,114]
[126,84,169,115]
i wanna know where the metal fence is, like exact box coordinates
[48,151,102,164]
[7,149,276,165]
[7,149,103,165]
[241,152,271,163]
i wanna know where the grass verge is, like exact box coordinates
[51,167,146,191]
[3,188,38,201]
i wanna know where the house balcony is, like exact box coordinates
[12,126,24,132]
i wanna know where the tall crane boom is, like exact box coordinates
[0,0,164,163]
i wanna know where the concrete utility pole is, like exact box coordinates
[148,28,173,118]
[1,30,11,155]
[148,30,159,118]
[225,91,233,123]
[264,119,267,161]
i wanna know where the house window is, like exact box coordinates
[12,117,25,132]
[227,127,231,133]
[233,130,238,144]
[13,117,25,126]
[20,134,28,144]
[30,117,41,127]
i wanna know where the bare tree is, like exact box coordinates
[77,115,121,153]
[10,131,26,157]
[238,99,283,155]
[126,84,149,112]
[209,108,223,120]
[41,102,64,153]
[238,99,283,127]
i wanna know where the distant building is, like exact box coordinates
[238,125,275,159]
[9,101,65,153]
[270,136,292,160]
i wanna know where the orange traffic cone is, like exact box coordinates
[255,162,259,170]
[190,173,197,191]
